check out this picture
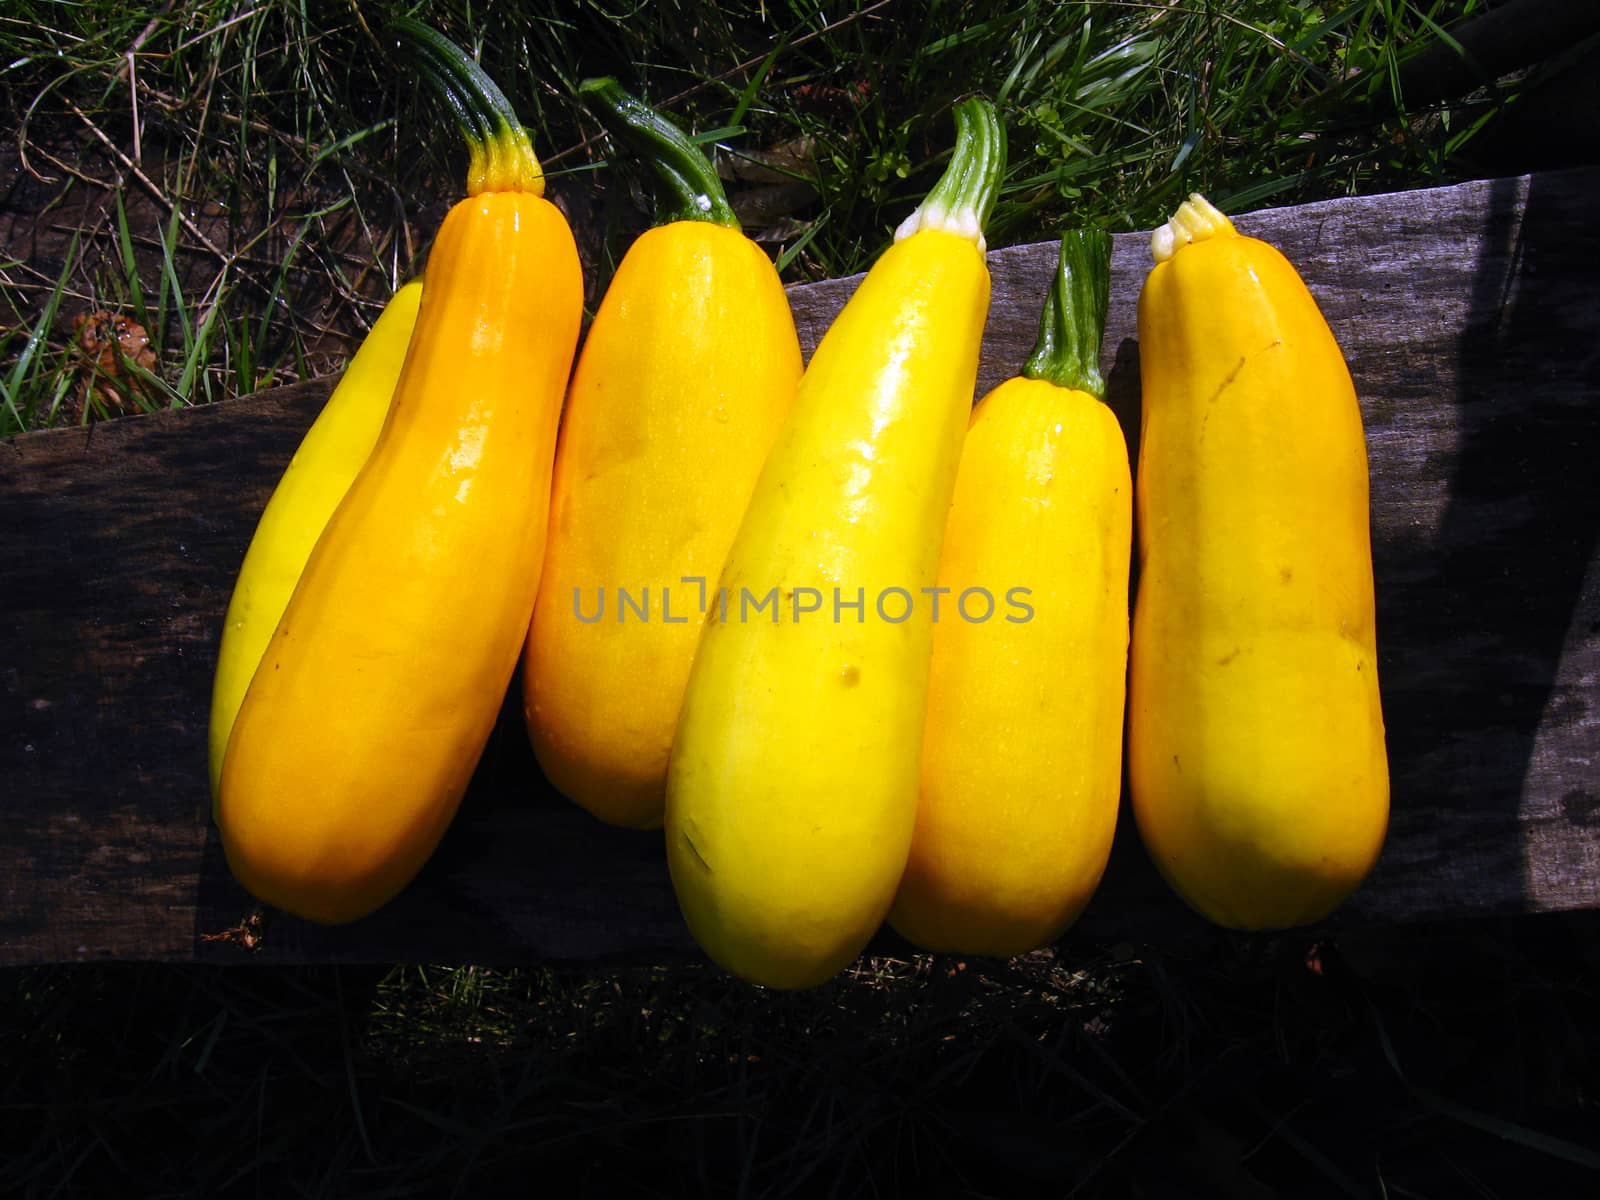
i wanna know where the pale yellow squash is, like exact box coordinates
[664,99,1005,989]
[208,279,422,809]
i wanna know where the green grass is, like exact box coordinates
[0,0,1538,435]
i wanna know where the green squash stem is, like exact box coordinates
[391,18,544,196]
[894,97,1006,250]
[578,76,739,229]
[1022,228,1111,400]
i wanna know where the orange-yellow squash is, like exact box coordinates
[217,25,583,924]
[664,99,1005,989]
[891,230,1130,957]
[523,79,801,829]
[1128,194,1388,930]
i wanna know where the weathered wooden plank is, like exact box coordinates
[2,167,1597,965]
[2,388,333,961]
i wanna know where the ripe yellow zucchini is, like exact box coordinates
[665,99,1005,989]
[891,230,1130,957]
[1128,194,1388,930]
[523,79,801,830]
[208,278,422,810]
[217,23,583,924]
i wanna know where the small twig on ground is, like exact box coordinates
[127,52,141,163]
[68,102,231,265]
[110,0,177,83]
[199,907,269,953]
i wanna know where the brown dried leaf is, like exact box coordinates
[71,309,160,420]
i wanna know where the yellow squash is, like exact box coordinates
[217,23,583,924]
[524,79,801,829]
[891,230,1130,957]
[664,99,1006,989]
[208,278,423,809]
[1128,194,1388,930]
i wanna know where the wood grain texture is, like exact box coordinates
[2,167,1597,965]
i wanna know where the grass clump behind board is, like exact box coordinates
[0,0,1539,433]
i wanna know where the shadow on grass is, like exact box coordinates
[4,911,1597,1198]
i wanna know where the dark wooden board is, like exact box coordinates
[3,168,1597,966]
